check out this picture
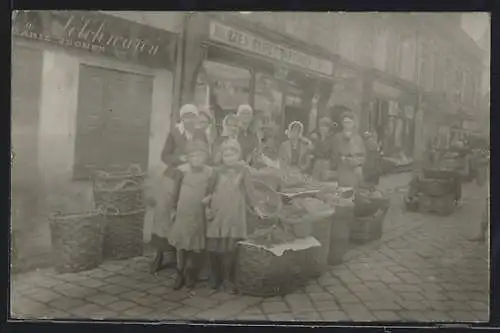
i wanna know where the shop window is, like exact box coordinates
[254,72,283,126]
[74,65,153,179]
[201,61,251,135]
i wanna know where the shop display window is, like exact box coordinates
[197,61,251,135]
[254,72,283,127]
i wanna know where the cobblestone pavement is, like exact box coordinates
[10,174,489,322]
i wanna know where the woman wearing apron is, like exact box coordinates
[149,104,201,273]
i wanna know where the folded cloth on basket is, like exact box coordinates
[238,236,321,257]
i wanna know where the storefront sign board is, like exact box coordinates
[12,10,177,69]
[208,20,333,76]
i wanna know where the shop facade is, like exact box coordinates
[11,10,179,270]
[179,14,337,137]
[362,75,418,162]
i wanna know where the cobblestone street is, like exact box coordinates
[10,174,489,323]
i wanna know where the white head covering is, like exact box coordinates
[179,104,199,119]
[237,104,253,116]
[176,104,199,136]
[285,121,304,137]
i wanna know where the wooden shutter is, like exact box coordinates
[74,65,153,179]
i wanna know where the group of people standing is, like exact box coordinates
[147,103,382,293]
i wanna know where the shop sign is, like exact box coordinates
[373,81,401,100]
[12,11,177,69]
[208,21,333,76]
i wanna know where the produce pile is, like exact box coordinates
[247,224,296,248]
[278,168,324,193]
[279,197,334,224]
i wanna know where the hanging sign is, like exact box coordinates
[12,11,177,69]
[208,21,333,76]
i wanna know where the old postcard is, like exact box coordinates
[10,11,490,323]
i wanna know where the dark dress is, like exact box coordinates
[238,129,260,164]
[310,131,334,180]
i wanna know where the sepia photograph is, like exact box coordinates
[10,11,490,323]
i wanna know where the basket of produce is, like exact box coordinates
[102,206,145,260]
[419,178,454,197]
[49,209,106,273]
[235,230,321,297]
[350,208,387,244]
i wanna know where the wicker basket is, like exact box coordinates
[103,207,145,260]
[93,179,145,213]
[419,178,454,197]
[354,189,389,217]
[329,205,353,265]
[93,165,146,213]
[350,208,387,245]
[49,210,105,273]
[93,165,146,189]
[235,242,321,297]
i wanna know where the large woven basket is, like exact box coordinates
[354,189,389,217]
[49,210,105,273]
[93,179,145,213]
[93,165,146,189]
[103,207,145,260]
[350,208,387,245]
[93,165,146,213]
[235,242,321,297]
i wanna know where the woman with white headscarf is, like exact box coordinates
[278,121,313,172]
[149,104,205,274]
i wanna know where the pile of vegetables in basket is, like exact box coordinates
[247,224,296,248]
